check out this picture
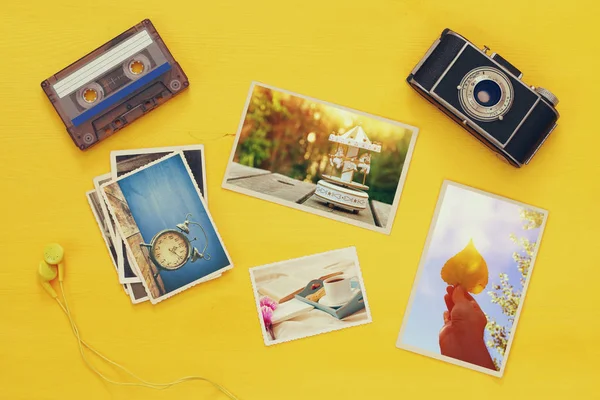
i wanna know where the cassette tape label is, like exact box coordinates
[52,30,154,98]
[42,20,189,150]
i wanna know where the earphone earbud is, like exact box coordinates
[44,243,65,281]
[38,243,63,298]
[37,243,238,399]
[38,260,58,298]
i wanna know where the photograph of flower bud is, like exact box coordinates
[222,82,418,234]
[396,181,548,377]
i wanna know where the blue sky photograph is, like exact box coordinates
[400,183,546,369]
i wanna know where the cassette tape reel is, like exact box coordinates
[41,19,189,150]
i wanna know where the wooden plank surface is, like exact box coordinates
[370,200,392,229]
[226,171,317,203]
[225,162,272,180]
[127,232,166,298]
[225,164,383,227]
[102,181,165,297]
[102,182,139,238]
[115,153,171,175]
[302,194,377,226]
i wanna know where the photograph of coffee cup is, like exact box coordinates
[249,247,372,345]
[322,275,358,306]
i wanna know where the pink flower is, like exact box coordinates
[260,305,276,341]
[260,296,278,311]
[261,306,273,325]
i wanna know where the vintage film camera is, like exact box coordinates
[407,29,559,167]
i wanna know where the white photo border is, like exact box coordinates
[126,282,149,304]
[110,144,208,204]
[222,81,419,235]
[101,151,233,305]
[93,174,142,285]
[395,180,549,378]
[249,246,373,346]
[86,190,129,296]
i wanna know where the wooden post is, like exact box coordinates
[103,182,166,297]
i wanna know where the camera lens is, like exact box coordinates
[458,67,513,122]
[473,79,502,107]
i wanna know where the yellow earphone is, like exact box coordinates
[38,243,64,298]
[39,243,239,399]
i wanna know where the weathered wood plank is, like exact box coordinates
[370,200,392,229]
[128,232,165,298]
[102,182,165,297]
[226,172,317,203]
[225,169,381,227]
[115,153,171,175]
[225,162,271,180]
[103,182,139,238]
[302,195,377,226]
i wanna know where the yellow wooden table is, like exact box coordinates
[1,1,598,399]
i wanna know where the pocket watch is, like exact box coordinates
[140,213,211,272]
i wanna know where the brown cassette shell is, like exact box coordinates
[41,19,189,150]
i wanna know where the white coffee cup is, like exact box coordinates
[323,275,357,305]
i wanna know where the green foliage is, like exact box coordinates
[367,135,411,204]
[238,127,271,167]
[234,86,413,204]
[484,209,544,370]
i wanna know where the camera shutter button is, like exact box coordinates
[535,87,559,107]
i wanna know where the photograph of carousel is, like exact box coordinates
[315,125,382,214]
[222,82,419,234]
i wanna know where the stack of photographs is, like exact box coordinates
[86,145,233,304]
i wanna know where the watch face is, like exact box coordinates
[152,231,190,270]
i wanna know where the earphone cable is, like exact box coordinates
[56,281,239,399]
[57,281,165,388]
[55,294,150,388]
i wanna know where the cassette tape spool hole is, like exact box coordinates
[123,54,151,80]
[77,83,104,109]
[129,60,145,75]
[83,89,98,103]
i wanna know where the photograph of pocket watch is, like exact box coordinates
[140,213,211,272]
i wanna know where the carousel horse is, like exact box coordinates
[358,153,371,175]
[329,146,345,169]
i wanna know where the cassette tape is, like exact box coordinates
[41,19,189,150]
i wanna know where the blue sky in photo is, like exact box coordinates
[400,183,545,366]
[118,154,230,294]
